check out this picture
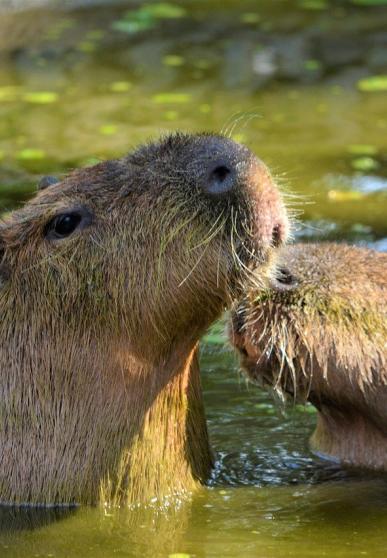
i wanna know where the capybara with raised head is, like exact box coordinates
[231,243,387,472]
[0,133,288,506]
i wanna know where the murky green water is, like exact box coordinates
[0,1,387,556]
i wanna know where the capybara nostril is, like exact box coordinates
[276,267,296,286]
[269,266,297,292]
[203,160,236,197]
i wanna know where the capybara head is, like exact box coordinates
[0,133,288,361]
[0,132,290,506]
[230,243,387,411]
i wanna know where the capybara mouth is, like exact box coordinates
[230,306,266,378]
[229,263,299,386]
[230,309,295,395]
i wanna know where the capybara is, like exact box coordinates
[0,133,288,506]
[231,243,387,472]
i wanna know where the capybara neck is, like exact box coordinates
[231,243,387,473]
[0,132,288,505]
[311,405,387,471]
[0,328,209,506]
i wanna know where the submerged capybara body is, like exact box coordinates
[0,133,287,506]
[231,243,387,472]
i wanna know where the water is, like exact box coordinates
[0,0,387,556]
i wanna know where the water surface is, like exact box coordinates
[0,1,386,556]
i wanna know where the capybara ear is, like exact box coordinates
[37,176,59,191]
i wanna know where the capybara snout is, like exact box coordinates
[130,133,288,253]
[189,134,288,251]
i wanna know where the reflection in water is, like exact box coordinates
[0,0,387,556]
[0,505,76,533]
[2,477,387,558]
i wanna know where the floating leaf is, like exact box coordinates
[16,149,46,161]
[163,110,179,120]
[351,156,379,172]
[144,3,186,19]
[304,59,321,71]
[162,54,185,67]
[23,91,58,104]
[240,12,261,23]
[112,3,186,35]
[199,103,211,114]
[168,554,191,558]
[357,75,387,92]
[110,81,132,93]
[327,189,365,201]
[77,41,96,53]
[112,19,152,34]
[99,124,118,136]
[299,0,328,8]
[152,92,191,104]
[347,144,378,156]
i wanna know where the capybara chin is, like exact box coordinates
[0,132,287,506]
[230,243,387,472]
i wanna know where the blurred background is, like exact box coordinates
[0,0,386,245]
[0,2,387,557]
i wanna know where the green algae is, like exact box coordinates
[152,92,191,104]
[347,144,378,156]
[358,75,387,92]
[163,55,185,67]
[351,156,379,172]
[112,3,186,35]
[16,149,46,161]
[109,81,132,93]
[98,124,118,136]
[23,92,58,104]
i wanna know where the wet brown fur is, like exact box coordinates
[0,132,287,506]
[231,243,387,472]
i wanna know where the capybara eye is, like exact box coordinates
[45,210,91,240]
[51,214,81,238]
[54,214,81,236]
[44,206,93,241]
